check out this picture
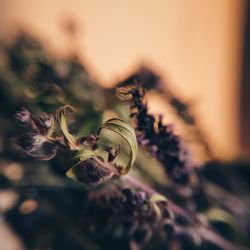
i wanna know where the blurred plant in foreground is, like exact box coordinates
[0,33,250,250]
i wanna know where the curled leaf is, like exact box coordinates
[206,208,242,240]
[56,105,79,150]
[150,193,168,203]
[98,118,138,175]
[150,193,168,219]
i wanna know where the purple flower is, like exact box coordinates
[15,108,57,160]
[17,132,57,160]
[117,82,195,185]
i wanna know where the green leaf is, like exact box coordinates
[56,105,79,150]
[98,118,138,175]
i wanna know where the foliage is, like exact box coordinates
[0,33,250,250]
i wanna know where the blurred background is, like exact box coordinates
[0,0,249,159]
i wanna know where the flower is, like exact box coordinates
[117,82,195,186]
[15,109,57,160]
[17,132,57,160]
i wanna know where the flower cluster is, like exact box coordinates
[84,185,175,250]
[117,82,195,186]
[1,33,244,250]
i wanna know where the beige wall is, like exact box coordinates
[0,0,245,159]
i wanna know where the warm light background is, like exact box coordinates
[0,0,246,159]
